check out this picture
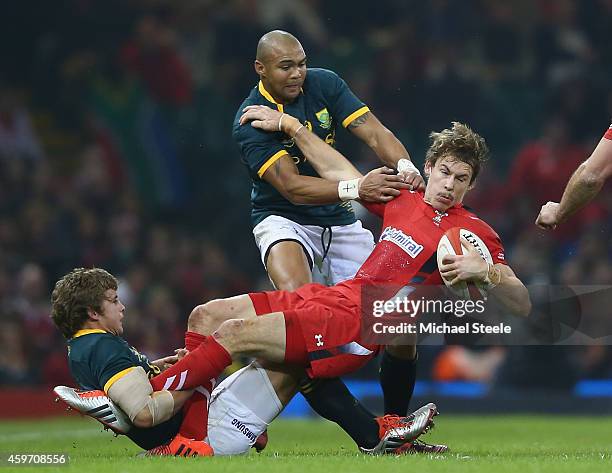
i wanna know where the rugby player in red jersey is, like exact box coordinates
[536,123,612,230]
[55,115,530,457]
[161,112,529,452]
[211,109,531,370]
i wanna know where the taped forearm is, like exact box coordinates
[147,391,175,425]
[107,366,175,426]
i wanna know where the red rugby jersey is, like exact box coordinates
[330,190,506,303]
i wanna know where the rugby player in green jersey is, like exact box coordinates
[234,30,423,291]
[233,30,423,438]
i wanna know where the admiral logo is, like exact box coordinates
[231,418,257,442]
[497,252,505,261]
[379,227,424,258]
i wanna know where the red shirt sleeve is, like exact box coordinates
[359,201,387,218]
[604,124,612,140]
[466,214,507,265]
[481,228,506,265]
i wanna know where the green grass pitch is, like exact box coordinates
[1,415,611,472]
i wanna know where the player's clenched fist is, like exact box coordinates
[535,201,560,230]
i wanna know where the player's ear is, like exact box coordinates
[424,160,432,178]
[254,60,265,77]
[87,307,100,321]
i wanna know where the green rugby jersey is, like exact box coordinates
[66,329,181,450]
[233,68,370,227]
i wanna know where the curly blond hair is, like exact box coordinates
[51,268,117,338]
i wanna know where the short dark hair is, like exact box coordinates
[425,122,489,184]
[51,268,118,339]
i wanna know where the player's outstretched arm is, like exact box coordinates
[240,104,362,180]
[347,111,425,191]
[240,105,409,203]
[439,238,531,317]
[261,155,351,205]
[536,133,612,229]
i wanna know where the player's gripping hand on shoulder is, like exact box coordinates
[358,166,411,203]
[396,158,425,192]
[535,201,560,230]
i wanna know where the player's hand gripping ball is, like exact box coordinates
[437,227,492,300]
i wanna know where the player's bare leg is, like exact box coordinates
[213,312,287,362]
[185,241,311,344]
[266,241,312,291]
[187,294,257,335]
[260,362,301,404]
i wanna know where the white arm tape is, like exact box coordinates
[397,158,421,175]
[338,178,361,201]
[107,366,174,425]
[107,367,152,422]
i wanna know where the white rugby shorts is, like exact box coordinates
[207,363,283,455]
[253,215,375,285]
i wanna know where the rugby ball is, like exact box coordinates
[436,227,493,300]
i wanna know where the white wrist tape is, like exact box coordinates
[483,263,502,291]
[338,178,361,201]
[397,158,421,175]
[278,113,285,132]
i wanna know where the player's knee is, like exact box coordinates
[188,299,230,334]
[212,318,256,355]
[273,275,309,292]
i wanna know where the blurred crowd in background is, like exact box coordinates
[1,0,611,393]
